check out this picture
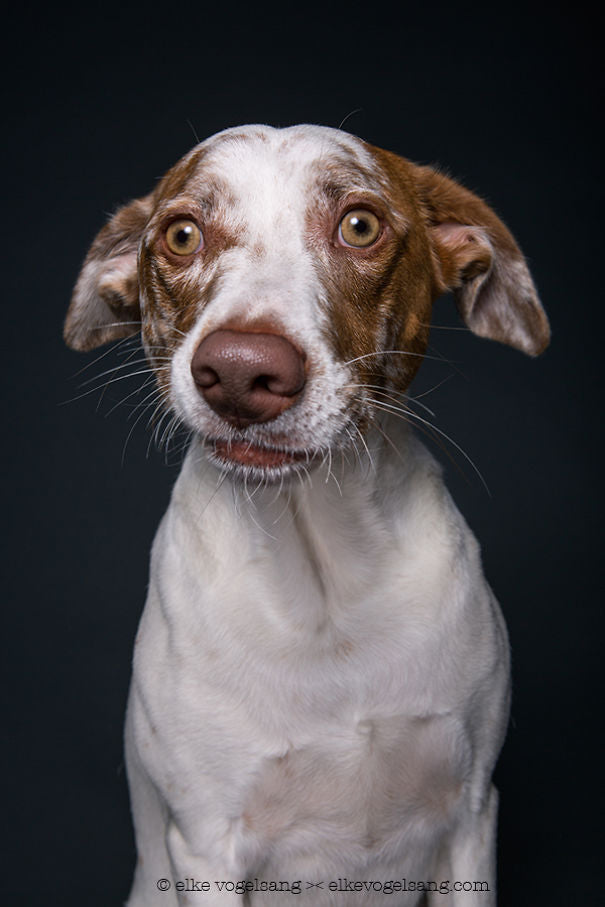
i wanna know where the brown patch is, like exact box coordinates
[64,194,154,351]
[242,810,255,831]
[411,163,550,355]
[138,190,247,376]
[153,147,206,201]
[307,146,435,401]
[334,638,354,658]
[98,270,140,311]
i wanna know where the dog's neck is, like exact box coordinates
[171,420,438,620]
[183,418,420,522]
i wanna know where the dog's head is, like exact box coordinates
[65,125,549,481]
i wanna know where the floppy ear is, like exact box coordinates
[64,194,153,351]
[414,166,550,356]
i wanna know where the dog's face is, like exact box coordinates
[65,125,549,481]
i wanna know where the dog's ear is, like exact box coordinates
[64,195,153,351]
[413,166,550,356]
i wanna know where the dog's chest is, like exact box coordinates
[131,453,474,860]
[237,710,469,857]
[135,486,469,853]
[134,619,469,860]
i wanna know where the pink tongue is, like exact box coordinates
[214,440,295,468]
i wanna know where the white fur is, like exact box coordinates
[120,127,512,905]
[126,426,509,906]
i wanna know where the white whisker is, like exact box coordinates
[369,400,490,495]
[343,349,456,368]
[70,334,144,378]
[104,375,158,417]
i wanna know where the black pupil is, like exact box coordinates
[352,216,369,234]
[176,226,192,245]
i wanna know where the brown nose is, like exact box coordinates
[191,329,306,425]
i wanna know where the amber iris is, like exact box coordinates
[339,209,381,247]
[165,219,202,255]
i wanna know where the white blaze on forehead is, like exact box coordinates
[168,126,379,453]
[193,124,382,247]
[180,124,387,331]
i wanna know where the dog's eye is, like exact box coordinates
[338,209,381,248]
[165,219,203,256]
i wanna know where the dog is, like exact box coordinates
[64,124,549,905]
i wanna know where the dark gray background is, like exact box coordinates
[3,3,602,905]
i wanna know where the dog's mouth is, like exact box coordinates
[208,438,316,476]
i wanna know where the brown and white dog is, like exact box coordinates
[65,125,549,906]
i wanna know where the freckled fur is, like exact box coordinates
[64,124,549,906]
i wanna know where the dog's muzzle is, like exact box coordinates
[191,329,306,428]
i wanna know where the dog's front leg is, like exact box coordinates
[429,785,499,906]
[165,821,250,906]
[125,699,246,906]
[125,701,176,907]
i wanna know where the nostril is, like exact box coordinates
[193,366,219,389]
[190,329,307,425]
[251,372,303,396]
[252,374,272,392]
[263,370,305,396]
